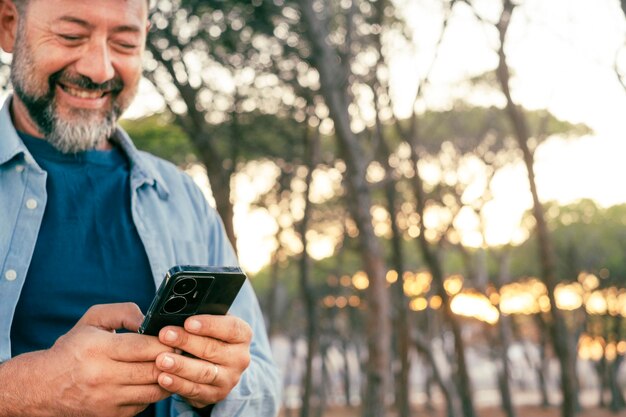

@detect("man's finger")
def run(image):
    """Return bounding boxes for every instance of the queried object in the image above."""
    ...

[183,315,252,344]
[116,383,172,406]
[156,352,230,387]
[110,361,162,386]
[157,372,222,407]
[110,333,175,362]
[158,327,242,363]
[78,303,144,332]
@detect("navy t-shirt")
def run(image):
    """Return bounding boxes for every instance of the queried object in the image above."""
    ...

[10,133,157,416]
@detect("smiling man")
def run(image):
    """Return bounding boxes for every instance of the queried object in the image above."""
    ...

[0,0,280,416]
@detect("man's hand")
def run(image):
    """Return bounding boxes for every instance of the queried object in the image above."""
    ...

[155,315,253,409]
[0,303,173,417]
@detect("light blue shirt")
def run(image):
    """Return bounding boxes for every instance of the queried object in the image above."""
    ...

[0,97,281,417]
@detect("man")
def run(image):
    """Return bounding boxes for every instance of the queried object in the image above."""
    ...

[0,0,281,416]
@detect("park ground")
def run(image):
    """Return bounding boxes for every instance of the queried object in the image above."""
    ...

[280,405,626,417]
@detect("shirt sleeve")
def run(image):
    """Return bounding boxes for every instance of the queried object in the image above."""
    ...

[169,206,282,417]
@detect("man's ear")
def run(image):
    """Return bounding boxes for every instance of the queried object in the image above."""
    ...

[0,0,18,53]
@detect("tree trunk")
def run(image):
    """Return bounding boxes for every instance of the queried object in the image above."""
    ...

[403,103,476,417]
[412,330,459,417]
[297,2,392,416]
[495,3,577,416]
[265,253,280,338]
[145,37,238,249]
[531,314,552,407]
[196,137,237,249]
[608,355,625,412]
[493,250,516,417]
[342,338,354,406]
[371,82,411,417]
[298,126,320,417]
[496,316,517,417]
[315,344,331,417]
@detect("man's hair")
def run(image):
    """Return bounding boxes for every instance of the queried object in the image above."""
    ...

[12,0,156,15]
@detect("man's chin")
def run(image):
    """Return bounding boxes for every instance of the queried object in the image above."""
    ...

[46,122,115,153]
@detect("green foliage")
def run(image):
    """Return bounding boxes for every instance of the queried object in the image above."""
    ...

[510,199,626,285]
[120,114,196,166]
[393,104,592,157]
[206,111,307,163]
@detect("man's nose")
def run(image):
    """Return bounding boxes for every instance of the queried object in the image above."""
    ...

[74,39,115,86]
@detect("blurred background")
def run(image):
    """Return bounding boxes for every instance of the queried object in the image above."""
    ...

[3,0,626,416]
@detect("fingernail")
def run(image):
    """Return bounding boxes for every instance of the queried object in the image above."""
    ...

[164,330,178,342]
[161,375,173,386]
[161,355,174,369]
[187,319,201,332]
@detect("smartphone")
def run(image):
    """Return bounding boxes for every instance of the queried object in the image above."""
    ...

[138,265,246,336]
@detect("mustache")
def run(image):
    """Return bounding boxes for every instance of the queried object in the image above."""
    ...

[49,70,124,93]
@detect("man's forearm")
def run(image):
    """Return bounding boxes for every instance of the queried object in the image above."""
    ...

[0,351,51,417]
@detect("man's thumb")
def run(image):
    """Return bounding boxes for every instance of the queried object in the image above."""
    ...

[78,303,144,332]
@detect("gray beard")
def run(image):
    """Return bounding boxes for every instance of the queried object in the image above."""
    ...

[44,106,118,153]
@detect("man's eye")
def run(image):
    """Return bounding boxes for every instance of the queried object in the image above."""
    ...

[112,41,139,52]
[59,34,83,42]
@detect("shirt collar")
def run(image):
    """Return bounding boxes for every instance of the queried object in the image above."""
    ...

[0,96,32,167]
[110,127,170,199]
[0,95,169,200]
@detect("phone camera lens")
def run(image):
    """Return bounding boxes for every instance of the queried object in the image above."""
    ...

[173,278,197,295]
[162,296,187,314]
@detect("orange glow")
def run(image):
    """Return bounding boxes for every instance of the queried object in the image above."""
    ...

[429,295,443,310]
[403,271,431,297]
[489,292,500,306]
[605,342,617,361]
[340,275,352,287]
[500,290,538,315]
[555,283,583,311]
[500,280,547,315]
[578,335,605,361]
[578,272,600,291]
[323,295,335,308]
[585,290,607,315]
[607,288,620,316]
[386,270,398,284]
[450,291,499,324]
[618,291,626,317]
[352,271,369,290]
[348,295,361,307]
[444,274,464,296]
[410,297,428,312]
[538,295,552,313]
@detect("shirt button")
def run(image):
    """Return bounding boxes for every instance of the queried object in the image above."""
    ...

[26,199,38,210]
[5,270,17,281]
[15,165,25,173]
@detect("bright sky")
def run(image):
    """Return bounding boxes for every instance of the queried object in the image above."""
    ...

[124,0,626,273]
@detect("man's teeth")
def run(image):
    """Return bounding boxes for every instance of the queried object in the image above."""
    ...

[63,85,104,99]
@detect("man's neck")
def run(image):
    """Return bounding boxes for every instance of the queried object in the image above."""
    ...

[9,96,44,140]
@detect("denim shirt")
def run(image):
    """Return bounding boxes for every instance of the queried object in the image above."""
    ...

[0,98,281,417]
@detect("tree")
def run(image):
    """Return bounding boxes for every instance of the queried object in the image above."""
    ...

[491,2,578,415]
[144,0,306,248]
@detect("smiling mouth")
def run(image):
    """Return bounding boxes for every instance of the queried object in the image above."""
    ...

[59,83,109,99]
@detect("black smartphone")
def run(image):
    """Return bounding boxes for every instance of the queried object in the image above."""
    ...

[138,265,246,336]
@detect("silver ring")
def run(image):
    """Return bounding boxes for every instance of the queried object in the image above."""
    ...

[209,363,219,385]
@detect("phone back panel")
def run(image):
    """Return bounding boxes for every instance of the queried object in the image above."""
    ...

[139,266,246,336]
